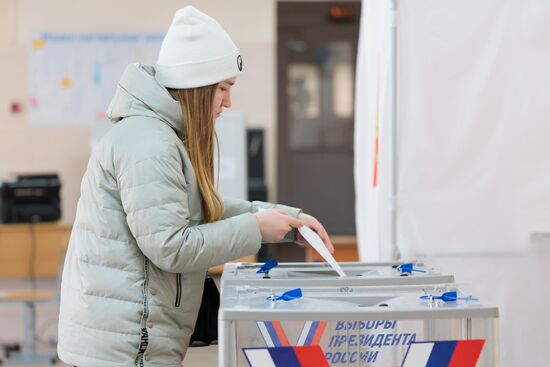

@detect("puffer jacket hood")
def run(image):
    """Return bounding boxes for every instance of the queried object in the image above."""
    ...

[107,63,183,138]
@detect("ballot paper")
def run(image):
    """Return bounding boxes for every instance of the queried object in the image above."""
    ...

[298,225,347,277]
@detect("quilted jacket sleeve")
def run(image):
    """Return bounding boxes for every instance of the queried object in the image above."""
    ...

[117,149,261,273]
[223,198,302,243]
[223,198,301,219]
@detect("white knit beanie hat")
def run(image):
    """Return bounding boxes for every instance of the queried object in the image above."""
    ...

[155,6,243,89]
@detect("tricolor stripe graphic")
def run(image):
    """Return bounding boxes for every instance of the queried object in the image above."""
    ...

[256,321,291,347]
[401,340,485,367]
[296,321,328,346]
[243,346,329,367]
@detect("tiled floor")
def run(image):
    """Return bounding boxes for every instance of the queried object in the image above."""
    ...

[0,278,218,366]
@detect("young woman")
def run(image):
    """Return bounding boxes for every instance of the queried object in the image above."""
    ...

[57,6,334,367]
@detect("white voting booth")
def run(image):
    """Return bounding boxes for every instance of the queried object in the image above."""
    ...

[354,1,550,366]
[218,256,498,366]
[217,246,499,366]
[218,274,499,367]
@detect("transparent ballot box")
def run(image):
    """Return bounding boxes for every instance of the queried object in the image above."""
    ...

[220,261,454,290]
[218,284,499,367]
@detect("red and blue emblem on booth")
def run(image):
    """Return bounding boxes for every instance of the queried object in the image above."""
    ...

[256,320,327,347]
[244,321,329,366]
[401,339,485,367]
[243,345,329,367]
[245,320,485,367]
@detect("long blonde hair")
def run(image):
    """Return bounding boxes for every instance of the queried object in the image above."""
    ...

[169,85,224,223]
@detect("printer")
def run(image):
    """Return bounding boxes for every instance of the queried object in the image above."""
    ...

[0,174,61,223]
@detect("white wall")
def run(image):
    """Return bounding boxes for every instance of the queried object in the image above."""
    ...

[0,0,279,222]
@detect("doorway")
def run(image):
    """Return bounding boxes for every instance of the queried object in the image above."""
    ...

[277,1,361,236]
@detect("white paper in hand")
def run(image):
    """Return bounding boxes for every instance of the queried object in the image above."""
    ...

[298,225,347,277]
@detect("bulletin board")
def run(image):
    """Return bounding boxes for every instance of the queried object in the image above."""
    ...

[27,32,163,126]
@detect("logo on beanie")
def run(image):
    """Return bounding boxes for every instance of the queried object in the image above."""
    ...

[237,55,243,71]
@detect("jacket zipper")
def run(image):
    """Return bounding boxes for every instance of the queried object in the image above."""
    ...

[175,273,182,307]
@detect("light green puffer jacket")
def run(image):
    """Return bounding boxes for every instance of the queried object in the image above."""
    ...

[57,63,300,367]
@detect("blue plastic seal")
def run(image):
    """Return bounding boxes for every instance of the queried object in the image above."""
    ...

[266,288,303,302]
[257,259,278,274]
[420,291,479,302]
[397,263,427,274]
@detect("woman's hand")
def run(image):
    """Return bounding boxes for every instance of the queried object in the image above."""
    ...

[295,212,335,254]
[254,209,304,243]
